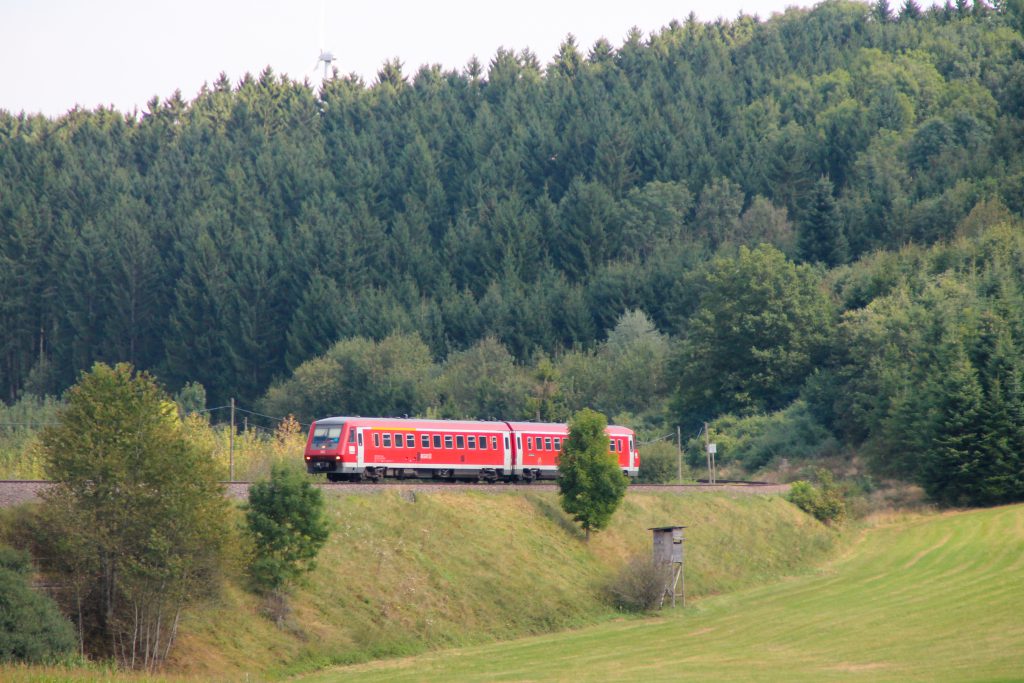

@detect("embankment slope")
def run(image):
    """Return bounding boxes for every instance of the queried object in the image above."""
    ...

[304,503,1024,682]
[171,489,833,679]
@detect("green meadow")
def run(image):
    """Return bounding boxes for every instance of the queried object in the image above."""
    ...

[304,504,1024,682]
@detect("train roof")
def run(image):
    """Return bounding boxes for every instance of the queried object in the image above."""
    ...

[312,416,510,431]
[312,416,635,434]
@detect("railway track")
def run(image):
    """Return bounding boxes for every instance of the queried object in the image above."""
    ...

[0,479,789,507]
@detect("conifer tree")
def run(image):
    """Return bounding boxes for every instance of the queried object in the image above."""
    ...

[798,176,849,266]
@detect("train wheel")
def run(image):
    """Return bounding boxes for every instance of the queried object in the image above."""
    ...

[326,473,343,483]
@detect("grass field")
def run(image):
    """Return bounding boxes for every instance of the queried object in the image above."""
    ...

[303,504,1024,682]
[1,490,834,681]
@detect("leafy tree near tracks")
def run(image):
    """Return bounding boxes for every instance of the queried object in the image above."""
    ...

[29,363,232,671]
[557,408,628,541]
[245,463,330,596]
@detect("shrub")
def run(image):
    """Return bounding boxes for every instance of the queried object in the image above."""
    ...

[637,440,688,483]
[605,555,672,612]
[786,468,847,524]
[0,547,77,663]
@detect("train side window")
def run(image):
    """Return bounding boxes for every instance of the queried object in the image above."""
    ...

[444,435,453,449]
[629,437,634,452]
[358,431,363,446]
[383,433,392,447]
[421,434,429,448]
[468,436,476,449]
[348,430,356,443]
[406,434,415,448]
[434,434,442,449]
[554,438,561,451]
[373,432,380,447]
[495,436,500,450]
[545,437,552,450]
[609,440,616,452]
[456,435,465,449]
[526,437,533,450]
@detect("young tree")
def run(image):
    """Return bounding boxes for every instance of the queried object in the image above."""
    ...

[245,464,330,595]
[34,363,232,670]
[557,409,628,541]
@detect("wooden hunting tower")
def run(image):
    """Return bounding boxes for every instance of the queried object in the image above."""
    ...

[649,525,686,608]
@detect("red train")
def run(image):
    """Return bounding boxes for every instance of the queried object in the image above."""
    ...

[303,416,640,483]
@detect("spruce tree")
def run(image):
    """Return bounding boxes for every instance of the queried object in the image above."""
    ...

[798,176,849,266]
[919,347,985,506]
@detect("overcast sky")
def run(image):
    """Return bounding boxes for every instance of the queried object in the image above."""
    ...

[2,0,812,118]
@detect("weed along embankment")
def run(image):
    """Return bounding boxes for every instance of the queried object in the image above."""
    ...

[167,489,833,679]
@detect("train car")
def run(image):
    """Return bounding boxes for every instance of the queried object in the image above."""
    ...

[304,416,639,482]
[506,421,640,481]
[305,416,512,482]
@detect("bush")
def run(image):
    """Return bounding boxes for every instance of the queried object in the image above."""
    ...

[604,555,672,612]
[637,441,688,483]
[0,547,77,663]
[786,469,847,524]
[686,401,838,474]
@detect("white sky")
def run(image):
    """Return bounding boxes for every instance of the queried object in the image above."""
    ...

[1,0,810,118]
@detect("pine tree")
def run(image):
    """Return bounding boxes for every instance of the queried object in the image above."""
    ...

[919,346,985,506]
[285,272,347,372]
[798,176,849,266]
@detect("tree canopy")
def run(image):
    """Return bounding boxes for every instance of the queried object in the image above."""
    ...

[557,409,629,539]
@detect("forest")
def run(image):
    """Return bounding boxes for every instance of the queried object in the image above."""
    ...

[2,0,1024,504]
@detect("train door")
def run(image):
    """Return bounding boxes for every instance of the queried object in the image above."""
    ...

[356,428,365,468]
[503,433,512,474]
[515,434,523,475]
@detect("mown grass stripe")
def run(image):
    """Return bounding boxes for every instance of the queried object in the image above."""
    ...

[306,504,1024,683]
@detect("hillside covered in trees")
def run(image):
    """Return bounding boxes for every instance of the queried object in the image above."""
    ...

[3,0,1024,503]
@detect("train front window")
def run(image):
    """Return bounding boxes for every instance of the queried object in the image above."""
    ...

[312,427,342,449]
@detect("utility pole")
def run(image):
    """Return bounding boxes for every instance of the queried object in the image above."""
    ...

[229,398,235,482]
[704,422,712,484]
[676,425,682,483]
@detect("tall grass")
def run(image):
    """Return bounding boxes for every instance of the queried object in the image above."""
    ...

[0,402,306,481]
[0,396,61,479]
[180,414,307,481]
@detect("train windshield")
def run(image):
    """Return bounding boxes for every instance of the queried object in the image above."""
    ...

[312,426,343,449]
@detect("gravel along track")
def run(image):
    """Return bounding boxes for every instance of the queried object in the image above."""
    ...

[0,479,789,507]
